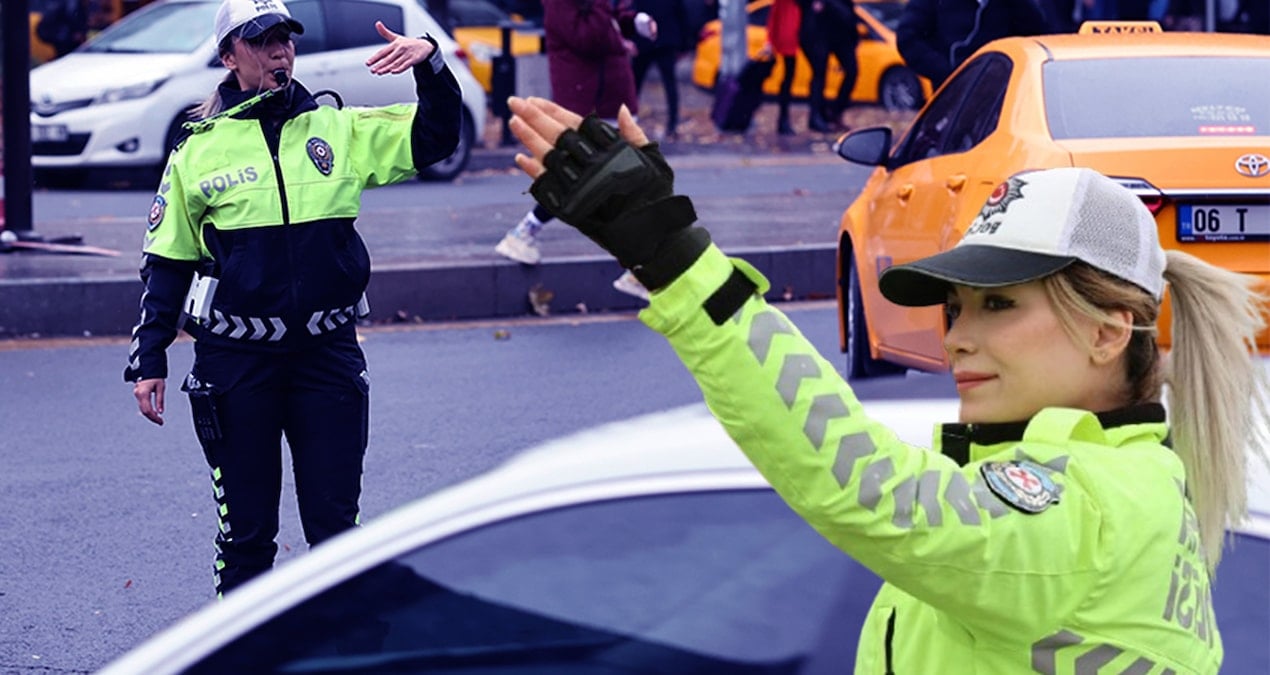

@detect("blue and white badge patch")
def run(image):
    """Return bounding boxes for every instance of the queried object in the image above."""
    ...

[981,460,1060,514]
[147,195,167,231]
[307,137,333,175]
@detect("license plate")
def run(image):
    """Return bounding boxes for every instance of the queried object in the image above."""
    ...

[31,124,69,143]
[1177,203,1270,242]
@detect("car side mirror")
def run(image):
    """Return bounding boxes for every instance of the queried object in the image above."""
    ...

[834,127,892,167]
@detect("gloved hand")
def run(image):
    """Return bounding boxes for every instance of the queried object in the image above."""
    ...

[512,98,710,291]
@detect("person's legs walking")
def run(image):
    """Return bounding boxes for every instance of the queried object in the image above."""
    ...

[827,35,858,127]
[776,54,796,135]
[653,49,680,137]
[496,204,553,264]
[801,29,831,132]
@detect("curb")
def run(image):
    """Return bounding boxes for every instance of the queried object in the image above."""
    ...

[0,245,836,338]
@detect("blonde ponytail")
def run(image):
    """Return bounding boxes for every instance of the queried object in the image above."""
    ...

[1163,250,1270,572]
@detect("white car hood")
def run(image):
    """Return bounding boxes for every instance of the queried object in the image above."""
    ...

[30,52,193,102]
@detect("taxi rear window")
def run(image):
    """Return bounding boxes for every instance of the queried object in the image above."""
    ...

[1043,57,1270,139]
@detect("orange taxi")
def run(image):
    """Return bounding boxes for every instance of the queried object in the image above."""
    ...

[833,22,1270,378]
[691,0,932,111]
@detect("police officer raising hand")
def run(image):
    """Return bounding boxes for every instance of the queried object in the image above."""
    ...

[125,0,462,598]
[366,20,436,75]
[508,95,1270,674]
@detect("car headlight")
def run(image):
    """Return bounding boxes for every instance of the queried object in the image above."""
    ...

[95,78,169,105]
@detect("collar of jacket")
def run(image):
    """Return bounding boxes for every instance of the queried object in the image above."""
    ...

[936,402,1168,466]
[219,79,319,121]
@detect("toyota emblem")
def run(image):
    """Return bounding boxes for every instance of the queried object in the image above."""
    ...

[1235,153,1269,178]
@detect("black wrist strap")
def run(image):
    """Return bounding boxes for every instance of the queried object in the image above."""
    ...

[703,266,759,325]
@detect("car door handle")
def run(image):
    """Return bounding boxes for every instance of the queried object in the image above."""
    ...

[946,175,967,191]
[898,184,914,201]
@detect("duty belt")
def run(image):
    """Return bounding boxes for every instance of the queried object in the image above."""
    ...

[198,300,368,342]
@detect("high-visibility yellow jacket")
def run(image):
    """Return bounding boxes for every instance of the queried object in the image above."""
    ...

[641,245,1221,674]
[124,49,460,382]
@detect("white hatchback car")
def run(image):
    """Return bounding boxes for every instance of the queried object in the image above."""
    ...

[97,399,1270,674]
[28,0,487,184]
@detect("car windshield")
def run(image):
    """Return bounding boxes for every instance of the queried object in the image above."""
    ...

[1044,57,1270,139]
[861,0,905,29]
[80,1,218,54]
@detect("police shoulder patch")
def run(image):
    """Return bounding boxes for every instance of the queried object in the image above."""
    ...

[980,460,1060,514]
[147,195,167,231]
[307,137,334,176]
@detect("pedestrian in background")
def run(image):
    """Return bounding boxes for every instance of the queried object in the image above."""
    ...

[505,96,1269,672]
[897,0,1054,88]
[36,0,90,58]
[760,0,801,136]
[125,0,462,597]
[633,0,691,140]
[495,0,656,299]
[795,0,858,133]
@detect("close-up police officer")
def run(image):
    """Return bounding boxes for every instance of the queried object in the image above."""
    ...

[505,95,1270,673]
[124,0,462,596]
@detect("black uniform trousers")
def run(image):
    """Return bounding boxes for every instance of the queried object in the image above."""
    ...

[185,328,369,595]
[801,19,859,124]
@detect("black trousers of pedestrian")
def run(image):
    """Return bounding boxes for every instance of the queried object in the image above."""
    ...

[633,47,681,136]
[775,54,797,132]
[801,23,859,123]
[186,328,369,596]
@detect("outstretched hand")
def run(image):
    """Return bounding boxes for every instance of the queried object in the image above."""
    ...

[508,97,648,180]
[366,21,435,75]
[506,96,707,292]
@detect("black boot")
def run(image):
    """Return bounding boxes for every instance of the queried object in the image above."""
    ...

[777,108,794,136]
[808,109,832,133]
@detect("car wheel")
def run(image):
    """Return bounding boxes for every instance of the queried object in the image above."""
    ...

[845,255,905,380]
[879,67,923,112]
[418,108,474,182]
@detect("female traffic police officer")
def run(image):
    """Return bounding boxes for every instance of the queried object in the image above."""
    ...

[504,95,1270,673]
[125,0,462,596]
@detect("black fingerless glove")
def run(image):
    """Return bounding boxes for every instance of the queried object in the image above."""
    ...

[529,116,711,291]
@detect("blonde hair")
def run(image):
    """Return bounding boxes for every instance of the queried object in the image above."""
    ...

[1044,254,1270,572]
[189,38,238,120]
[189,77,229,120]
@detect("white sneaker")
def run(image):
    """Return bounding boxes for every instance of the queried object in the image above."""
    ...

[495,227,541,265]
[612,270,651,301]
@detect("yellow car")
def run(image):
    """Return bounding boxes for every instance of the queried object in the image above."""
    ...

[691,0,933,111]
[448,0,543,93]
[834,22,1270,378]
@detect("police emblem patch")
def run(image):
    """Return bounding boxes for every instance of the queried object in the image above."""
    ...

[978,177,1026,220]
[981,460,1059,514]
[307,137,334,176]
[147,195,167,231]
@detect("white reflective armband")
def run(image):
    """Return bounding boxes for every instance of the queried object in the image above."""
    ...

[183,272,219,322]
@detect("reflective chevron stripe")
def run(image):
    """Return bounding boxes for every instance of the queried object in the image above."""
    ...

[306,303,358,335]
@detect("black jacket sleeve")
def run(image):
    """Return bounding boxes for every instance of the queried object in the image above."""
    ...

[409,35,465,169]
[896,0,952,86]
[123,254,196,382]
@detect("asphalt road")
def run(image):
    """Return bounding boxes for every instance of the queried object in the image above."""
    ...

[0,303,957,673]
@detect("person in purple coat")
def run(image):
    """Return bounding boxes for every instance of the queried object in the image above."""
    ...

[495,0,657,299]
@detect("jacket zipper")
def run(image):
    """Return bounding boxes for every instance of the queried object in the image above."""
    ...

[884,608,896,674]
[262,119,299,311]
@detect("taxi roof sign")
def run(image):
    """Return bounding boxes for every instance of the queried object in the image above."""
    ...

[1078,20,1163,34]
